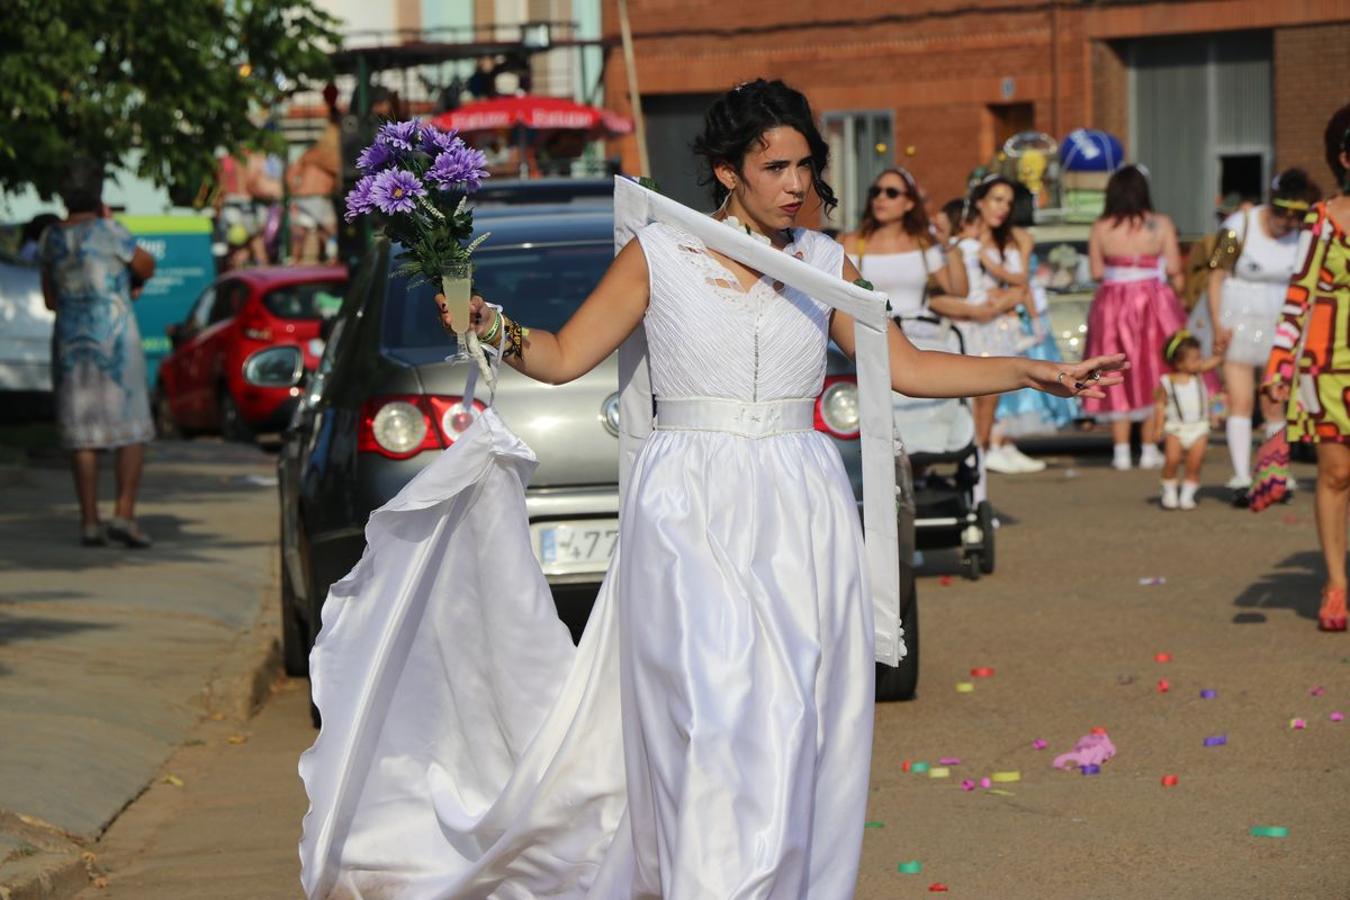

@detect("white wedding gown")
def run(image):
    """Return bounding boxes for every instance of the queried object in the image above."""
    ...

[299,222,880,899]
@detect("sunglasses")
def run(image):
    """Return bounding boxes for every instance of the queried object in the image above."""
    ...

[868,185,907,200]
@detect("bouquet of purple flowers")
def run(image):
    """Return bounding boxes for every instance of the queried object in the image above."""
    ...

[344,120,491,286]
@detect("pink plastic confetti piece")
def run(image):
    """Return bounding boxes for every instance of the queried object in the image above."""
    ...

[1032,739,1048,750]
[1154,652,1172,663]
[1310,686,1325,697]
[1157,678,1170,693]
[1139,576,1166,586]
[938,757,961,766]
[979,777,992,789]
[960,779,976,791]
[1331,712,1345,722]
[1290,718,1307,730]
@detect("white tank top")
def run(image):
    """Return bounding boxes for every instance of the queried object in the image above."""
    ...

[847,242,946,318]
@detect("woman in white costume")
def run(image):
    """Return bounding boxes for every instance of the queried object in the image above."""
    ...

[1206,168,1321,503]
[299,80,1124,899]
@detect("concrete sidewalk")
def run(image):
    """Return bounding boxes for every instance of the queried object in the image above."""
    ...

[0,438,284,898]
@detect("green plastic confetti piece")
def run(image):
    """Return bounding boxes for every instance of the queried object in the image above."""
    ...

[1250,826,1289,839]
[988,788,1016,796]
[898,860,923,875]
[864,821,885,829]
[911,761,930,774]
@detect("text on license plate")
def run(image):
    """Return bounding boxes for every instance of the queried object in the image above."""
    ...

[536,520,619,569]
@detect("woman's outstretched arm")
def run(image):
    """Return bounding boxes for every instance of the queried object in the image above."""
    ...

[833,256,1126,399]
[441,238,650,385]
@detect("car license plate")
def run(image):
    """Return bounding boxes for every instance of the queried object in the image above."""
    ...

[533,519,619,576]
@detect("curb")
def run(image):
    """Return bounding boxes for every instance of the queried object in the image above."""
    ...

[202,546,286,721]
[0,813,91,900]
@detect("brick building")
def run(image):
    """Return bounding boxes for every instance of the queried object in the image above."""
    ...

[603,0,1349,234]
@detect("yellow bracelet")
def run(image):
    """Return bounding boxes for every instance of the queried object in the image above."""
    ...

[482,309,503,345]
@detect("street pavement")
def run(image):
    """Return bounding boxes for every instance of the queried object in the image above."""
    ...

[6,439,1350,898]
[0,437,282,897]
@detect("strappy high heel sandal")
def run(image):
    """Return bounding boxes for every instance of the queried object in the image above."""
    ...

[1319,585,1348,632]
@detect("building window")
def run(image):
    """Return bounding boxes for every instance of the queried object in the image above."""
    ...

[822,110,895,234]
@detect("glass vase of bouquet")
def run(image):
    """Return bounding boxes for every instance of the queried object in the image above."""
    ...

[344,120,491,366]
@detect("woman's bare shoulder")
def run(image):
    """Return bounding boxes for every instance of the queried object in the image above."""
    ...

[837,231,861,251]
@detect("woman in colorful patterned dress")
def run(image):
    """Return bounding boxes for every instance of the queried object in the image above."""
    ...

[1262,104,1350,632]
[38,159,157,548]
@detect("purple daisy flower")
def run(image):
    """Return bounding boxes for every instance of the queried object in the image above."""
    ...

[376,120,420,152]
[344,175,377,222]
[427,144,490,192]
[370,169,426,215]
[356,141,396,173]
[421,126,460,155]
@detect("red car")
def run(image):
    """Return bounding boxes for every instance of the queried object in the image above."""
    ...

[157,266,347,439]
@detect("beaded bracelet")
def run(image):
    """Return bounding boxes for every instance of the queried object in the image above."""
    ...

[502,316,524,360]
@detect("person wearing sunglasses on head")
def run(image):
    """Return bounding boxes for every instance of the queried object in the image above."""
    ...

[1207,168,1322,505]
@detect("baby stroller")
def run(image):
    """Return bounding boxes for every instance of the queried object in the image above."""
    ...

[893,314,996,580]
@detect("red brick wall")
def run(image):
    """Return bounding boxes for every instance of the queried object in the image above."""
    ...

[1090,41,1130,156]
[1273,22,1350,189]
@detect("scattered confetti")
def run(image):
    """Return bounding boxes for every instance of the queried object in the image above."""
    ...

[1157,678,1170,693]
[929,767,951,779]
[1161,775,1179,787]
[987,788,1016,796]
[1139,576,1166,586]
[990,771,1021,783]
[1154,652,1172,663]
[939,757,961,766]
[1309,685,1325,697]
[1203,735,1227,747]
[1250,825,1289,839]
[1331,712,1344,722]
[865,821,885,829]
[929,883,950,893]
[1054,733,1116,770]
[911,761,930,774]
[1200,689,1217,700]
[162,774,184,787]
[902,760,912,773]
[955,682,975,693]
[1290,718,1306,730]
[980,777,992,789]
[1032,739,1048,750]
[960,779,976,791]
[1090,726,1109,735]
[1080,764,1101,775]
[898,861,923,874]
[970,667,995,678]
[939,575,953,587]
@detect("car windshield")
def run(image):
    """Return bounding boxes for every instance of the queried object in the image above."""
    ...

[264,281,347,320]
[382,242,613,349]
[1031,241,1095,294]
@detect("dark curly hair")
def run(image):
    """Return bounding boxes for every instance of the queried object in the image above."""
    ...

[1326,102,1350,190]
[692,79,837,216]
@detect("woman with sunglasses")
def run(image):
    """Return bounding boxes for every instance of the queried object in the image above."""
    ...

[838,168,973,321]
[1207,168,1321,504]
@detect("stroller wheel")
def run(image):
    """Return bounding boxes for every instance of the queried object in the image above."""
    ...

[961,552,981,581]
[977,501,996,575]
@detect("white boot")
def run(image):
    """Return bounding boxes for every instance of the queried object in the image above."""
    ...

[1161,479,1179,510]
[1139,443,1165,470]
[1179,480,1200,510]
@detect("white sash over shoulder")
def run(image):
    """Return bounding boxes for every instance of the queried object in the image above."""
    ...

[612,177,903,665]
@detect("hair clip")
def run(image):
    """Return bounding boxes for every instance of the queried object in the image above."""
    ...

[1133,163,1151,179]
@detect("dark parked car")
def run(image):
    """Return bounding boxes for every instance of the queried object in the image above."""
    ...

[157,266,346,440]
[279,207,919,720]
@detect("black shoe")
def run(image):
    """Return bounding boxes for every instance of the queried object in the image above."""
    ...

[1231,488,1251,509]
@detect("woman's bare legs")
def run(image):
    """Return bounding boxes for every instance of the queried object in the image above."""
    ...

[974,395,997,449]
[113,443,145,522]
[1314,442,1350,591]
[71,449,99,528]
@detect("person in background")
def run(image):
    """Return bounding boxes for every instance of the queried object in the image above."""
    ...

[287,94,342,263]
[1262,103,1350,632]
[18,213,60,264]
[38,159,156,548]
[1208,168,1322,505]
[1082,164,1187,470]
[1155,330,1226,511]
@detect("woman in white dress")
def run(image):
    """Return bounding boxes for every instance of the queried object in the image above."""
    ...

[299,80,1123,899]
[1206,168,1321,502]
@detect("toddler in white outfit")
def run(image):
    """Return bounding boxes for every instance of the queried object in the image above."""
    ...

[1155,330,1226,510]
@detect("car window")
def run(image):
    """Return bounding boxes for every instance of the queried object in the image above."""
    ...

[189,286,216,330]
[209,280,246,324]
[264,281,347,320]
[309,255,377,407]
[381,242,612,350]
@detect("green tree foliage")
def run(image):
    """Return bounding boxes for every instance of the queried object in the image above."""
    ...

[0,0,341,203]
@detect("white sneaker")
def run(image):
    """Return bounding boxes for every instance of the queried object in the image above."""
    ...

[984,445,1019,474]
[1161,480,1179,510]
[1179,482,1199,510]
[1003,445,1047,473]
[1225,474,1249,490]
[1112,445,1132,471]
[1139,445,1165,470]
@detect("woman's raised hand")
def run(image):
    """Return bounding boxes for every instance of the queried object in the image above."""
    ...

[435,294,494,338]
[1034,354,1129,399]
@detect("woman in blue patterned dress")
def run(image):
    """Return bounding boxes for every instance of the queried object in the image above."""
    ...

[39,159,157,547]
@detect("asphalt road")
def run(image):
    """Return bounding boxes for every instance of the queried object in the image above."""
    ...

[76,444,1350,899]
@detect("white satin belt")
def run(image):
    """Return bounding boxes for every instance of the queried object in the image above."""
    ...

[1102,265,1159,283]
[656,397,816,438]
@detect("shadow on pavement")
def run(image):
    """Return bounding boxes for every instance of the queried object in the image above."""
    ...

[1232,550,1323,623]
[0,609,114,675]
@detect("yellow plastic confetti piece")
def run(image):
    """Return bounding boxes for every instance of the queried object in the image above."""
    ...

[955,682,975,693]
[987,788,1016,796]
[990,771,1021,783]
[928,767,950,778]
[162,774,184,787]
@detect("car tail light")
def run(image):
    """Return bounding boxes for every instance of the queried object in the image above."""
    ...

[815,375,861,439]
[358,394,487,459]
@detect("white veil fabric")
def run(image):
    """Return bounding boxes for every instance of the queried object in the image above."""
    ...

[613,177,902,665]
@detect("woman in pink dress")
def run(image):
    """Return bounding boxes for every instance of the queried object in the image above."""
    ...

[1084,165,1187,470]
